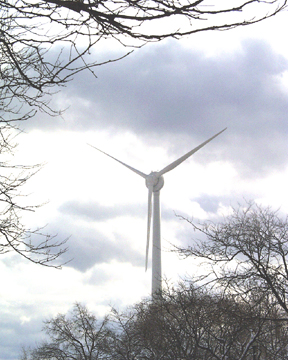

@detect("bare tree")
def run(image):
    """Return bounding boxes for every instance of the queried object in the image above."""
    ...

[175,203,288,316]
[0,126,68,267]
[21,303,111,360]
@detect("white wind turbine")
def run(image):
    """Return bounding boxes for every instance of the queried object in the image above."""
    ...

[89,128,226,297]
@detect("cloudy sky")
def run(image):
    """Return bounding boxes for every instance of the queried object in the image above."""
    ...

[1,7,288,360]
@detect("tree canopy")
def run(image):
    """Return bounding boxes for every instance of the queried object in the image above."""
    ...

[21,303,111,360]
[175,203,288,315]
[22,289,288,360]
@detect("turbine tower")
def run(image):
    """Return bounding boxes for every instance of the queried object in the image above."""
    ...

[89,128,226,297]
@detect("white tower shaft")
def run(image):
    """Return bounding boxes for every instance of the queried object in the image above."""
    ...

[152,190,161,297]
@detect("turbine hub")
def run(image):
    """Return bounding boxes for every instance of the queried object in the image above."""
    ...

[145,172,164,191]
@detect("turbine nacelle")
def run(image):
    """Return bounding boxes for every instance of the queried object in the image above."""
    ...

[145,172,164,192]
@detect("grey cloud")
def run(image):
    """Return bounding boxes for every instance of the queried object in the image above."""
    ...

[44,215,144,272]
[41,39,287,132]
[56,200,182,270]
[23,39,288,176]
[84,266,114,286]
[194,195,222,214]
[0,311,44,360]
[59,199,177,223]
[193,193,258,214]
[59,200,146,221]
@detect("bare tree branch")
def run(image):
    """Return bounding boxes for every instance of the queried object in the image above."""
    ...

[1,0,287,123]
[0,126,68,268]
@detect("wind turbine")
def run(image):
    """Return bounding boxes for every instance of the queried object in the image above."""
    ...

[89,128,226,297]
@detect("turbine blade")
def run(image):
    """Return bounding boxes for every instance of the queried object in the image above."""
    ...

[88,144,148,179]
[157,128,227,176]
[145,187,153,271]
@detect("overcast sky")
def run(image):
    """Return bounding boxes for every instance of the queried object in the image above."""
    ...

[1,9,288,360]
